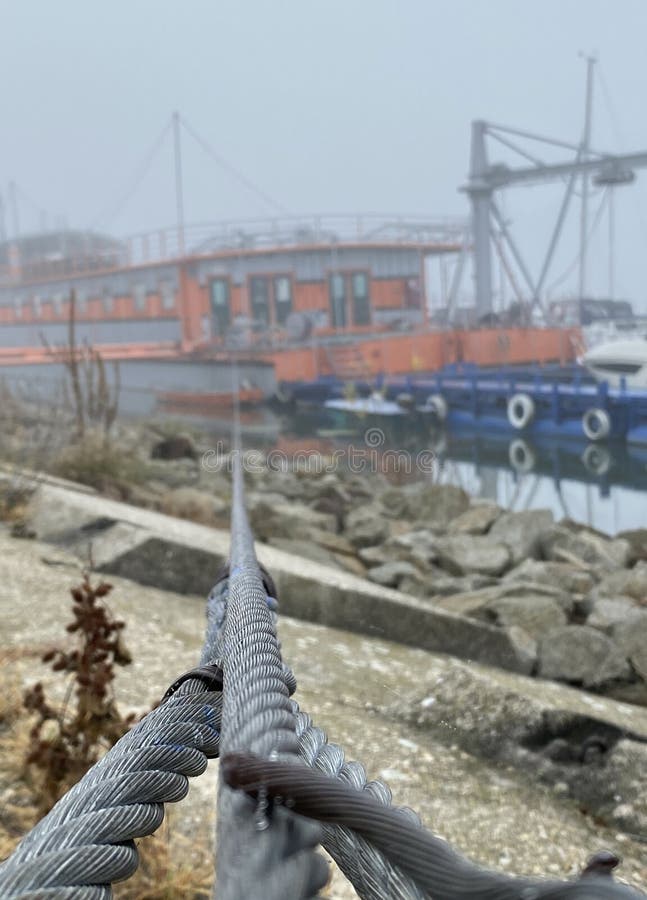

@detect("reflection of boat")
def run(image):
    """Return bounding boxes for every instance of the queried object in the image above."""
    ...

[437,431,647,496]
[157,387,265,411]
[582,339,647,389]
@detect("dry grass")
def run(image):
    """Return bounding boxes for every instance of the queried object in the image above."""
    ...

[115,818,213,900]
[0,651,214,897]
[0,652,39,861]
[0,479,35,525]
[50,432,150,495]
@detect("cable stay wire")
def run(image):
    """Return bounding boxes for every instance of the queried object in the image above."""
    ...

[88,118,173,232]
[180,114,290,216]
[5,180,68,236]
[12,182,55,231]
[545,187,609,296]
[596,65,627,152]
[597,63,647,264]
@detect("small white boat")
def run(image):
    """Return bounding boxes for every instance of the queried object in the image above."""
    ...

[582,338,647,389]
[324,392,406,417]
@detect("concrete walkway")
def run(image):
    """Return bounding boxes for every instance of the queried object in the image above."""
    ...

[1,527,647,895]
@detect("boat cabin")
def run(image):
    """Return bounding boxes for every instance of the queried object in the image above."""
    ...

[0,218,462,359]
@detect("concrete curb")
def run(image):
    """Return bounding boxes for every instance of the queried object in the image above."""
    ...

[25,477,533,674]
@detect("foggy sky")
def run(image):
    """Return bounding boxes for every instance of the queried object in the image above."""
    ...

[2,0,647,308]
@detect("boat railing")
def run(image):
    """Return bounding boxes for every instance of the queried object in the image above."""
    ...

[581,316,647,349]
[0,214,467,283]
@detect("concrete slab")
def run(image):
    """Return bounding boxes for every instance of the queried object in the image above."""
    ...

[2,530,647,893]
[23,476,534,674]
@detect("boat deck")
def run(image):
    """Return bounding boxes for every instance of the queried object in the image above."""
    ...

[277,363,647,445]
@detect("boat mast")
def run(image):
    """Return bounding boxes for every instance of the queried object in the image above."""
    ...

[578,55,596,303]
[0,192,6,244]
[8,180,20,241]
[608,184,615,298]
[173,111,186,257]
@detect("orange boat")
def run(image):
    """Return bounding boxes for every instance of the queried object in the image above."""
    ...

[0,217,580,406]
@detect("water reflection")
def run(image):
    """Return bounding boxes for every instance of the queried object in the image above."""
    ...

[272,409,647,535]
[58,377,644,537]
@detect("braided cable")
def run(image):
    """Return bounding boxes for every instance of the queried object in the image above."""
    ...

[0,683,221,898]
[293,706,426,900]
[0,570,231,898]
[2,418,644,900]
[213,444,327,900]
[222,752,647,900]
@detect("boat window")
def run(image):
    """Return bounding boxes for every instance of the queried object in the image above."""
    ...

[591,361,643,375]
[102,288,114,314]
[250,276,270,325]
[210,278,231,334]
[351,272,370,325]
[329,273,346,327]
[160,280,175,311]
[75,289,87,315]
[133,283,147,313]
[273,276,292,325]
[52,293,63,317]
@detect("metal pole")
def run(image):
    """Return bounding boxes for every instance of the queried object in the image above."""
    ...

[446,235,469,315]
[439,255,448,309]
[534,161,581,301]
[468,120,493,315]
[608,186,615,297]
[0,193,6,243]
[173,111,186,257]
[490,201,537,298]
[578,55,596,302]
[8,180,20,240]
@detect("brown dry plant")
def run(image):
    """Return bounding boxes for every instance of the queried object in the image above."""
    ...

[23,574,135,816]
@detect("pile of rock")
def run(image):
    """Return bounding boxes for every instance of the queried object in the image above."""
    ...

[21,418,645,708]
[237,460,647,707]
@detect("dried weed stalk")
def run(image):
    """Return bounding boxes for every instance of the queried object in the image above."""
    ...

[23,573,135,815]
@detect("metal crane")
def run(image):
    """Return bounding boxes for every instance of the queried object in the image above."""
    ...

[462,58,647,318]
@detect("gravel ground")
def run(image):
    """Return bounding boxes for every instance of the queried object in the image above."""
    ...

[1,527,646,897]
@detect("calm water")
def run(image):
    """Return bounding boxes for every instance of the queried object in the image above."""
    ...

[191,406,647,537]
[6,366,647,535]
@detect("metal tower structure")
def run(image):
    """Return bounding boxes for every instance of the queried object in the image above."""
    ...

[462,59,647,318]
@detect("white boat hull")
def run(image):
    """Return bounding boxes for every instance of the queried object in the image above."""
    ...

[582,339,647,389]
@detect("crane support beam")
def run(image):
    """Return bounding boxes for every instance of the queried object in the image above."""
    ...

[462,112,647,316]
[463,149,647,192]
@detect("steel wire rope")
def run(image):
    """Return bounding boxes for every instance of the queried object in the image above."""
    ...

[2,369,645,899]
[88,118,173,231]
[179,115,289,216]
[293,707,426,900]
[222,752,647,900]
[0,565,230,898]
[545,188,609,296]
[213,354,327,899]
[0,681,222,897]
[597,63,647,297]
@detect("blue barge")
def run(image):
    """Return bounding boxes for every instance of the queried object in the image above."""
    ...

[274,364,647,445]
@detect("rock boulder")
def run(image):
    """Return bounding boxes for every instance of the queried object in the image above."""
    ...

[541,526,631,571]
[538,625,631,688]
[489,509,554,565]
[504,558,595,596]
[412,484,470,530]
[344,504,390,548]
[447,503,501,535]
[434,534,511,577]
[475,593,568,640]
[367,561,422,588]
